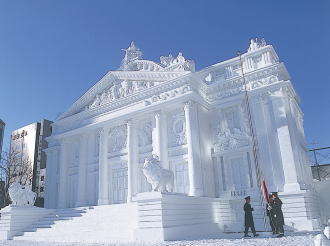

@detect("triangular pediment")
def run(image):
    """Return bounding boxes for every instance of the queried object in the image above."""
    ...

[58,69,190,120]
[58,42,195,120]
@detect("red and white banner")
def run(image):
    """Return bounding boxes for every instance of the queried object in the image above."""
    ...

[261,180,270,203]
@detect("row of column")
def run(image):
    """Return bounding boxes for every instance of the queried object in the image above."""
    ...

[55,100,204,208]
[97,100,205,204]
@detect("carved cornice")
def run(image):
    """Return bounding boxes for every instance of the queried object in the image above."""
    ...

[51,46,293,138]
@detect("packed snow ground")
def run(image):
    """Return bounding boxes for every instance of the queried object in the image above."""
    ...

[0,232,318,246]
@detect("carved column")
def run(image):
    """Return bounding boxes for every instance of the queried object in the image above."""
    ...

[76,133,89,207]
[98,127,110,205]
[270,89,301,193]
[44,145,60,208]
[184,101,203,197]
[58,139,68,208]
[153,111,169,169]
[127,120,138,202]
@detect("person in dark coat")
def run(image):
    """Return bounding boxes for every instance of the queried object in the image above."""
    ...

[266,195,276,234]
[270,192,285,237]
[243,196,259,237]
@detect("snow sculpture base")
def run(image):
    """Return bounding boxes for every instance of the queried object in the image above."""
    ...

[133,192,222,242]
[280,190,321,231]
[0,206,53,240]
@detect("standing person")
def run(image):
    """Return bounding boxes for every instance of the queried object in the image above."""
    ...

[271,192,285,237]
[266,194,276,234]
[243,196,259,237]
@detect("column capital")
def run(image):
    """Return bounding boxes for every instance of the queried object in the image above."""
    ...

[183,100,196,110]
[154,110,162,119]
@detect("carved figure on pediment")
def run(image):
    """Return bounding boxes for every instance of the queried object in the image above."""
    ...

[111,83,121,100]
[248,38,266,52]
[120,80,132,97]
[205,73,213,83]
[100,91,109,102]
[142,155,174,193]
[176,52,185,63]
[160,54,174,67]
[160,52,194,72]
[90,94,101,109]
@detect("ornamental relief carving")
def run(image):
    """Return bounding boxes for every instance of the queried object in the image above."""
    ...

[88,79,157,110]
[108,125,127,154]
[168,111,187,147]
[250,74,278,89]
[138,121,153,147]
[206,73,280,103]
[212,106,251,153]
[144,84,192,106]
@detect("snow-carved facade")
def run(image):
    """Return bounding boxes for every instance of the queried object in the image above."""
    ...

[44,39,320,233]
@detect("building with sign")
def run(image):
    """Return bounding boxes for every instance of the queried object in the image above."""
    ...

[10,119,52,206]
[44,39,320,234]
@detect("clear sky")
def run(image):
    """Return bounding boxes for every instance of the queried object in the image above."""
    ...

[0,1,329,150]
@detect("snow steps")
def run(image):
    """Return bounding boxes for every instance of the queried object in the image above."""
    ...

[12,203,138,243]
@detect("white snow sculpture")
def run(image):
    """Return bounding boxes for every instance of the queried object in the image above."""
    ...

[142,155,174,193]
[8,181,36,206]
[314,233,330,246]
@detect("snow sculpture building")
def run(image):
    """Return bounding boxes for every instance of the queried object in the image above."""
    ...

[45,39,320,233]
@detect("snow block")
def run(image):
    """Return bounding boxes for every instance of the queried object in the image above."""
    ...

[279,189,321,231]
[133,192,222,242]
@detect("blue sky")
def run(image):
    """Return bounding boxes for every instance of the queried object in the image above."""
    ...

[0,1,328,150]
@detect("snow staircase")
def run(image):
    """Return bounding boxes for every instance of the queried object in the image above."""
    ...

[12,203,138,243]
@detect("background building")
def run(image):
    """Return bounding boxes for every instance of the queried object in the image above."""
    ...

[0,119,5,156]
[10,119,52,207]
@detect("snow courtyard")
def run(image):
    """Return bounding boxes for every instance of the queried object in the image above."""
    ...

[0,232,318,246]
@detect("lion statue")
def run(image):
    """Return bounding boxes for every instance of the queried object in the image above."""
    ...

[8,181,36,206]
[142,155,174,193]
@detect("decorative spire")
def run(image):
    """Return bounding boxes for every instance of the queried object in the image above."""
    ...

[120,41,143,70]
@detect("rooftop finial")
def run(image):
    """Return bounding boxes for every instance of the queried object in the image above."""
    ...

[120,41,142,70]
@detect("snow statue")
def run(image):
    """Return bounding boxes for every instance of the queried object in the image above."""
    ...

[142,155,174,193]
[8,181,36,206]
